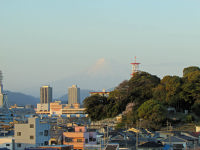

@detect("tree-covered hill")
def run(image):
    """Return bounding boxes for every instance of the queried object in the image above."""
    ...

[83,66,200,130]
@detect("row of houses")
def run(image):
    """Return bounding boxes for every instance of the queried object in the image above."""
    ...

[0,117,97,150]
[1,115,200,150]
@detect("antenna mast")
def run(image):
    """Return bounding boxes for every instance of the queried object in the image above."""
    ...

[130,56,140,77]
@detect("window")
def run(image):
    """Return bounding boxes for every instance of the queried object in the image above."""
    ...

[30,136,34,139]
[89,137,92,142]
[30,124,34,128]
[40,132,43,135]
[44,130,48,136]
[93,138,96,142]
[17,143,21,147]
[77,139,82,142]
[65,137,72,142]
[85,139,88,143]
[6,144,10,146]
[79,129,82,132]
[44,141,48,145]
[17,132,21,136]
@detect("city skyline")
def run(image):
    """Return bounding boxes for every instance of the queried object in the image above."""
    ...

[1,1,200,97]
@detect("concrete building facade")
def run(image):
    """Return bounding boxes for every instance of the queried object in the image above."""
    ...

[63,126,96,150]
[50,101,63,115]
[0,84,4,107]
[40,86,52,104]
[68,85,80,105]
[37,103,50,112]
[0,136,15,150]
[15,117,51,150]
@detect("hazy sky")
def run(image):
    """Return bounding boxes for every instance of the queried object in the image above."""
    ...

[1,0,200,95]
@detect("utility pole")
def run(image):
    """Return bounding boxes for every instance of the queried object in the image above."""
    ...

[107,125,108,144]
[100,137,102,150]
[136,121,138,150]
[104,126,106,148]
[169,123,171,149]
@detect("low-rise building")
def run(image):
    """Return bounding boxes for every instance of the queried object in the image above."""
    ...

[50,101,63,115]
[138,141,163,150]
[15,117,51,150]
[0,136,15,150]
[37,103,50,112]
[24,145,73,150]
[89,89,110,97]
[63,126,97,150]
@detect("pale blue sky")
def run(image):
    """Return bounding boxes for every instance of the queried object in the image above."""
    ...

[1,0,200,96]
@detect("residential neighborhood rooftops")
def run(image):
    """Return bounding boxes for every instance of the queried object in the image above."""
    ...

[105,144,119,150]
[162,136,186,143]
[138,141,163,148]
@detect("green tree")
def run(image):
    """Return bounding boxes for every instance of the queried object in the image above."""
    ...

[128,72,160,106]
[106,80,130,117]
[83,95,108,121]
[191,100,200,116]
[180,70,200,110]
[153,75,183,110]
[137,99,166,130]
[183,66,200,77]
[115,72,160,128]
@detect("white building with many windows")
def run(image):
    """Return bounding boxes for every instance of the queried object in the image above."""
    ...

[14,117,50,150]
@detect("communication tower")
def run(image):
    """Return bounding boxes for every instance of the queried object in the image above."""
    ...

[0,71,11,113]
[130,56,140,77]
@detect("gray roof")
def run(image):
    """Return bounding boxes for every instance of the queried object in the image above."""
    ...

[162,136,186,143]
[177,134,197,141]
[105,144,119,150]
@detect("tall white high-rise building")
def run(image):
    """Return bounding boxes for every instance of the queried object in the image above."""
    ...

[0,71,3,107]
[40,86,52,104]
[68,85,80,105]
[0,84,3,107]
[37,86,52,112]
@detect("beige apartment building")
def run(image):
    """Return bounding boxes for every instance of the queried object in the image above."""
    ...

[15,117,51,150]
[68,85,80,105]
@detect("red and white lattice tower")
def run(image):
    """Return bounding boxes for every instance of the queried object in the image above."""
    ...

[130,56,140,77]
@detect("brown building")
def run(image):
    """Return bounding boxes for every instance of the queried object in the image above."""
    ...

[63,126,96,150]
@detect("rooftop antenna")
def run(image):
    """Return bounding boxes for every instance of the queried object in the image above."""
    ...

[2,93,10,113]
[130,56,140,77]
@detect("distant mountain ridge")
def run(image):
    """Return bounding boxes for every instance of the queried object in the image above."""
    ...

[4,90,39,106]
[4,89,92,106]
[4,88,113,106]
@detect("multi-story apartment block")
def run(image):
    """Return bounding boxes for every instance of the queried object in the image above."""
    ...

[68,85,80,105]
[38,86,52,112]
[0,71,3,108]
[50,101,63,115]
[0,84,4,107]
[15,117,51,150]
[63,126,96,150]
[40,86,52,104]
[37,103,50,112]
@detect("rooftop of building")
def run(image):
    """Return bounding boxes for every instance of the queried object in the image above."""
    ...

[138,141,163,148]
[105,144,119,150]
